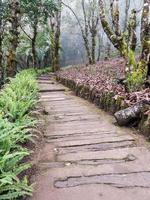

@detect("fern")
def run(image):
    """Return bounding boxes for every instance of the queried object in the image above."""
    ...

[0,69,38,199]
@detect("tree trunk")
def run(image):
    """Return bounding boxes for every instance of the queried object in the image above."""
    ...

[97,36,101,61]
[127,9,137,51]
[50,26,57,72]
[26,55,30,68]
[99,0,150,91]
[31,25,38,68]
[124,0,130,32]
[54,3,61,71]
[99,0,137,71]
[83,35,92,64]
[0,0,4,82]
[50,37,54,71]
[7,0,20,77]
[110,0,120,36]
[141,0,150,77]
[0,38,5,84]
[91,32,96,64]
[50,0,61,72]
[32,38,36,68]
[0,37,2,75]
[106,41,111,58]
[97,32,104,61]
[82,0,93,64]
[99,0,126,55]
[0,10,2,74]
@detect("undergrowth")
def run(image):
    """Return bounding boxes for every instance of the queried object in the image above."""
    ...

[0,69,38,199]
[36,67,52,76]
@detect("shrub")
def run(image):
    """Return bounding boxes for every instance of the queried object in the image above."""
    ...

[126,61,147,92]
[36,67,52,76]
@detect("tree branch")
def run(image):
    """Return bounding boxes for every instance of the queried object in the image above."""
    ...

[20,25,32,40]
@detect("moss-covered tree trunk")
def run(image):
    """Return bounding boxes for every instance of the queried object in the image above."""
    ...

[7,0,20,77]
[110,0,120,36]
[32,38,36,68]
[0,21,3,78]
[87,0,99,64]
[82,0,93,64]
[31,25,38,68]
[99,0,127,57]
[123,0,130,32]
[141,0,150,77]
[0,0,7,83]
[91,32,96,64]
[83,35,92,64]
[0,37,4,83]
[54,2,61,72]
[0,0,3,79]
[97,34,102,61]
[89,13,99,64]
[99,0,149,91]
[50,0,61,72]
[50,28,55,71]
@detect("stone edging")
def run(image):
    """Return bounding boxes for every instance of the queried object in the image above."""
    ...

[56,76,150,136]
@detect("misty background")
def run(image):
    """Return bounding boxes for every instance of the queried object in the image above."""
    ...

[60,0,143,66]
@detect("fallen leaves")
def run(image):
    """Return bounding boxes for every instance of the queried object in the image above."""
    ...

[58,58,150,107]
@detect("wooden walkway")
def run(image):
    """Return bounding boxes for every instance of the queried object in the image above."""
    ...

[30,75,150,200]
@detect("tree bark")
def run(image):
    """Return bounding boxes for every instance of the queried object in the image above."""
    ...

[110,0,120,36]
[0,0,4,82]
[54,2,61,71]
[141,0,150,77]
[91,32,96,63]
[7,0,20,77]
[88,0,99,64]
[127,9,137,51]
[97,35,101,61]
[0,1,2,73]
[99,0,126,55]
[106,40,111,58]
[99,0,150,91]
[82,0,93,64]
[83,35,92,64]
[32,25,38,68]
[99,0,138,70]
[124,0,130,32]
[50,0,61,72]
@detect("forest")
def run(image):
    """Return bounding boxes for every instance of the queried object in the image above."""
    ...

[0,0,150,199]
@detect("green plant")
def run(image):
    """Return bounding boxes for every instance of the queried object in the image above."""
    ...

[126,62,147,92]
[0,70,38,121]
[36,67,52,75]
[0,69,38,199]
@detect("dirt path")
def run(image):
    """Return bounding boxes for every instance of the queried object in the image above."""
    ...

[30,75,150,200]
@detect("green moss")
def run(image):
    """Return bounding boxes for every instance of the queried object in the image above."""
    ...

[99,94,105,109]
[139,114,150,136]
[82,86,90,99]
[126,60,147,92]
[76,84,84,96]
[115,96,124,111]
[105,92,114,111]
[110,98,117,113]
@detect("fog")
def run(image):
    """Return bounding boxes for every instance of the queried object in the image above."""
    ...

[60,0,143,66]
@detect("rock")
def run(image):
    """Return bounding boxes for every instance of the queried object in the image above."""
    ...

[114,102,146,126]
